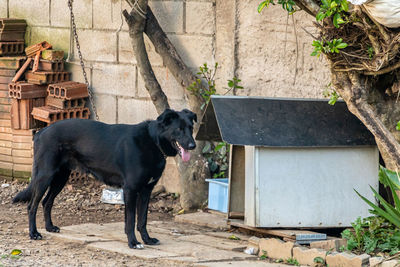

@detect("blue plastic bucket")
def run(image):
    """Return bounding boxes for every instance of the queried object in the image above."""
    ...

[205,178,229,213]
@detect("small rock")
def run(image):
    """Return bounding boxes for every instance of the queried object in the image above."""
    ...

[1,183,10,188]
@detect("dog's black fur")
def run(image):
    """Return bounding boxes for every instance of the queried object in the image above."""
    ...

[13,108,197,249]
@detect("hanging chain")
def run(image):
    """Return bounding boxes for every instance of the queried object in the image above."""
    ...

[67,0,99,121]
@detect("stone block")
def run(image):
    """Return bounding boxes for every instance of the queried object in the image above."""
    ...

[29,27,70,54]
[149,1,184,33]
[137,67,184,100]
[310,238,347,252]
[75,30,117,62]
[370,257,384,267]
[258,238,294,260]
[51,0,92,28]
[93,0,125,30]
[168,34,214,69]
[93,94,116,124]
[293,246,326,266]
[326,252,370,267]
[118,32,162,65]
[117,98,158,124]
[186,2,215,35]
[381,260,400,267]
[10,0,49,26]
[92,63,136,97]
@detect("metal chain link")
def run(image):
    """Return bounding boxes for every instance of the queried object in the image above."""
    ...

[67,0,99,121]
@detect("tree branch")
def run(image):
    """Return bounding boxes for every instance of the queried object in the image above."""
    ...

[143,7,203,131]
[123,4,169,114]
[294,0,320,17]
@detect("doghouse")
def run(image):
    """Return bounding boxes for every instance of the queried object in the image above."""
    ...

[197,96,379,228]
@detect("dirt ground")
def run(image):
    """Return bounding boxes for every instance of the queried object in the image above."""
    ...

[0,178,189,267]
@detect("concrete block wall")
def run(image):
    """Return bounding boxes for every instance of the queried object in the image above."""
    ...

[3,0,330,192]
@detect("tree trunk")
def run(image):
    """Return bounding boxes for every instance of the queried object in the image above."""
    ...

[331,70,400,171]
[124,4,209,210]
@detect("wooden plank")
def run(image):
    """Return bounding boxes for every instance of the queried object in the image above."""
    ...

[0,112,10,119]
[13,163,32,172]
[0,119,11,127]
[229,219,324,241]
[0,147,11,155]
[0,140,12,148]
[0,162,12,170]
[12,134,33,143]
[0,154,13,162]
[0,132,12,141]
[0,126,12,134]
[13,156,33,165]
[12,129,35,136]
[12,149,31,158]
[12,142,32,150]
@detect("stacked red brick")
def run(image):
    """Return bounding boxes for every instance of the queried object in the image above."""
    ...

[0,19,33,180]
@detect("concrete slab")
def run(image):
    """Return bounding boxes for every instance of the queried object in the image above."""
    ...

[174,212,229,230]
[43,219,257,265]
[194,261,291,267]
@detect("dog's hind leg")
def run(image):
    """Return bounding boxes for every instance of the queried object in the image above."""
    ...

[137,181,160,245]
[27,170,54,240]
[42,165,70,233]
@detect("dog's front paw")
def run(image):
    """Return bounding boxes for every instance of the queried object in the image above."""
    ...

[46,225,60,233]
[29,231,42,240]
[128,241,144,249]
[143,237,160,245]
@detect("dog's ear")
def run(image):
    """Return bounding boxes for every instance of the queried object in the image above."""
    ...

[157,109,179,126]
[182,109,197,123]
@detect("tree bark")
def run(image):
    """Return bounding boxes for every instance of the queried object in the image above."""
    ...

[124,3,209,210]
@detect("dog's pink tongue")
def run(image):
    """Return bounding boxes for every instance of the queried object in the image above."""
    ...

[180,147,190,162]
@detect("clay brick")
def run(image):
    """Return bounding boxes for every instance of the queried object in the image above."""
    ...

[326,252,370,267]
[11,98,45,130]
[46,97,86,109]
[0,69,16,76]
[0,75,13,83]
[32,105,90,124]
[30,59,64,72]
[258,238,294,260]
[0,42,25,56]
[0,19,27,32]
[293,246,326,266]
[0,147,11,156]
[310,238,347,252]
[0,97,11,105]
[47,81,88,100]
[0,31,25,42]
[8,82,47,99]
[25,41,52,57]
[25,71,70,85]
[41,50,64,61]
[0,56,26,70]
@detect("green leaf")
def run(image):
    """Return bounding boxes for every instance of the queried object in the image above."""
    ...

[336,42,348,49]
[202,142,212,154]
[341,0,349,12]
[10,249,21,256]
[258,1,269,13]
[397,121,400,131]
[316,12,325,21]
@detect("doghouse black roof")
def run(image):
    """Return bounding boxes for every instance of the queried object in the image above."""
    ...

[196,96,375,147]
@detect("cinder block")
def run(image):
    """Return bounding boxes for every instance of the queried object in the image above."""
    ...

[293,246,326,266]
[137,66,184,100]
[149,1,184,33]
[93,0,125,30]
[75,30,117,62]
[93,94,116,124]
[0,0,7,17]
[186,2,215,35]
[258,238,294,260]
[117,98,158,124]
[51,0,92,28]
[118,32,162,65]
[310,238,347,252]
[9,0,49,26]
[326,252,370,267]
[29,27,70,53]
[92,63,136,97]
[64,62,92,85]
[168,34,214,68]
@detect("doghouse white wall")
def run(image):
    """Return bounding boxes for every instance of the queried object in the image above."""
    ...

[2,0,331,192]
[244,146,379,228]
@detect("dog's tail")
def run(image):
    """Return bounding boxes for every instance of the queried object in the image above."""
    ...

[12,184,32,203]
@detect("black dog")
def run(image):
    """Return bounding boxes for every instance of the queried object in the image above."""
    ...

[13,108,197,249]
